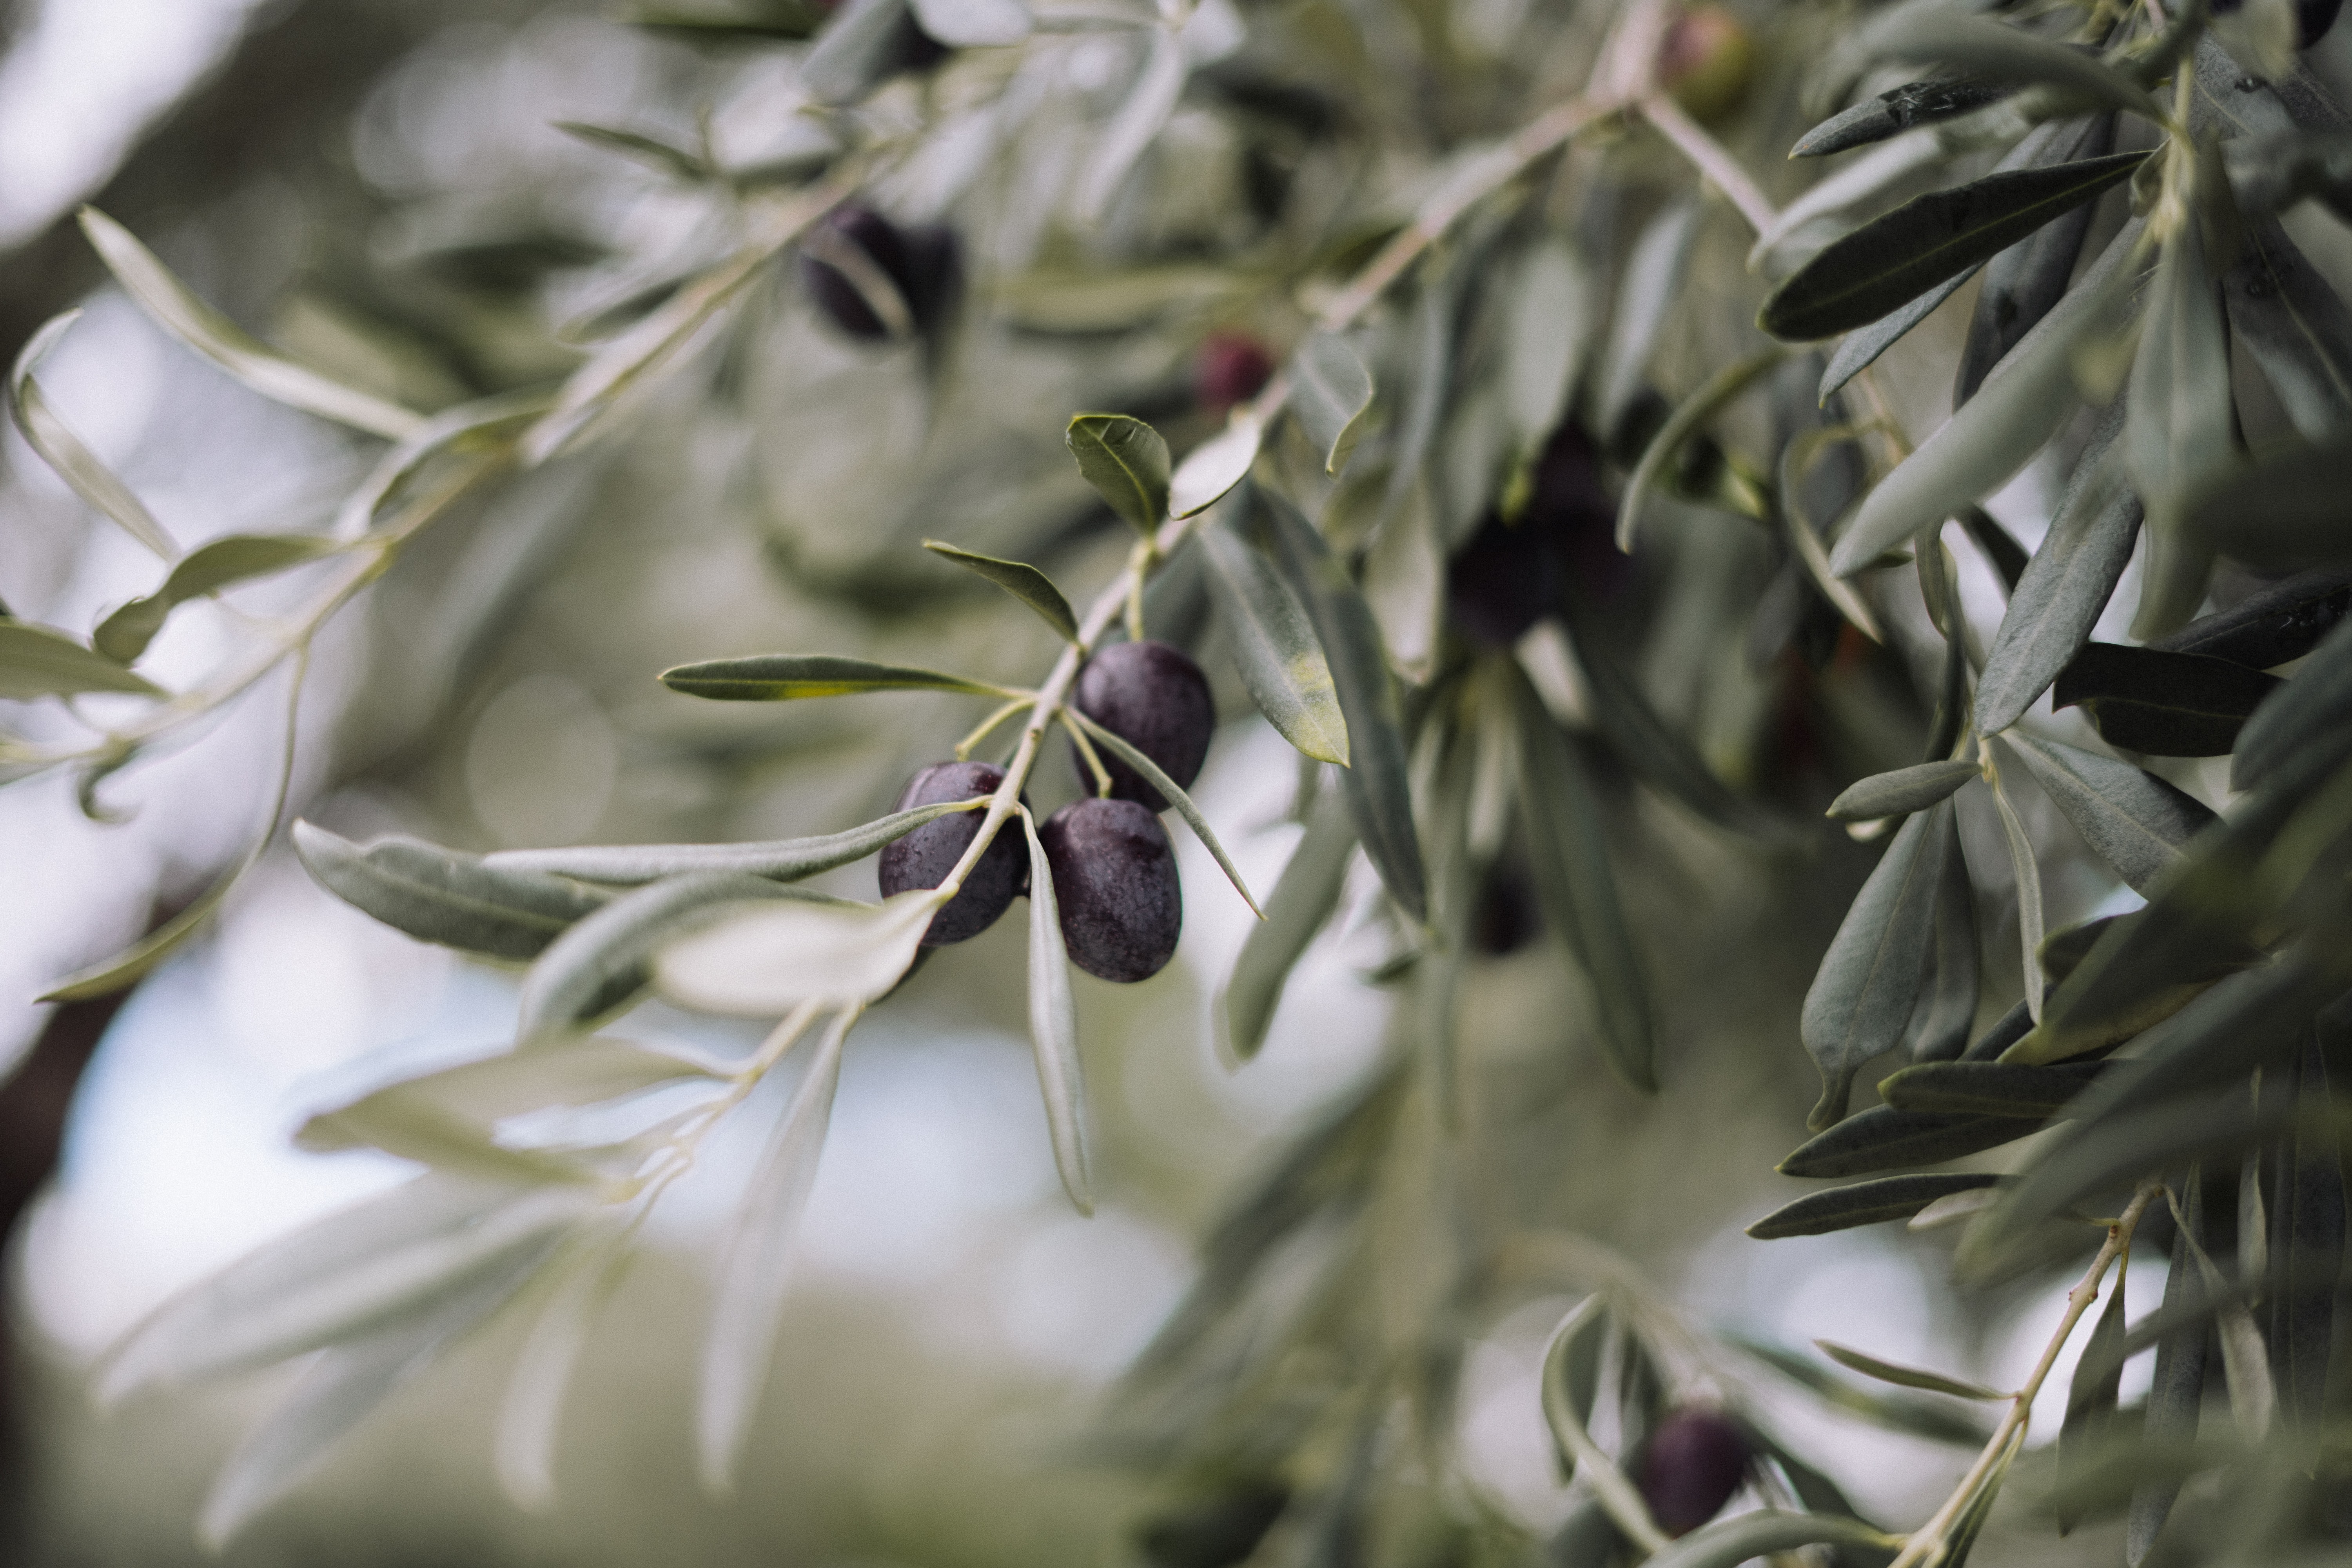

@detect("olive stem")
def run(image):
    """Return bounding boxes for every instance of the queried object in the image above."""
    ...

[1639,91,1779,237]
[1062,713,1116,797]
[1882,1180,2162,1568]
[953,697,1029,761]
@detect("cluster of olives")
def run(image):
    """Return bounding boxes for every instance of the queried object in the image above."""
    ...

[799,203,962,344]
[878,640,1214,983]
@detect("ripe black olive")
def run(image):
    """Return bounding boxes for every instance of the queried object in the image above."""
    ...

[1069,640,1214,812]
[877,761,1025,946]
[1448,513,1563,648]
[800,205,962,343]
[1194,332,1275,414]
[1469,862,1539,956]
[1040,798,1182,983]
[1635,1408,1751,1537]
[2303,0,2344,46]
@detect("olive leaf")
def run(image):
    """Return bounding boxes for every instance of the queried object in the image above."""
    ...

[1502,238,1592,452]
[1167,413,1263,519]
[2052,643,2282,756]
[1220,789,1354,1062]
[1818,264,1979,403]
[95,533,342,663]
[1815,1340,2006,1401]
[1748,1173,2004,1240]
[0,622,165,700]
[292,822,612,961]
[79,208,426,441]
[1065,707,1262,917]
[1074,26,1187,222]
[654,890,942,1015]
[495,1229,629,1514]
[1984,746,2047,1023]
[8,310,175,558]
[1878,1059,2109,1117]
[1616,346,1788,550]
[555,121,712,181]
[1904,802,1978,1063]
[1760,150,2148,342]
[2235,614,2352,791]
[1200,503,1350,766]
[1537,1295,1610,1483]
[2126,195,2239,636]
[658,652,1015,701]
[1641,1511,1895,1568]
[2184,437,2352,576]
[2130,1175,2212,1566]
[484,800,980,884]
[2056,1263,2128,1535]
[1825,759,1978,822]
[1724,1332,1996,1445]
[1872,14,2165,121]
[2001,731,2217,895]
[1257,492,1426,922]
[1974,404,2140,734]
[2148,564,2352,669]
[1019,809,1093,1213]
[1066,412,1173,534]
[921,540,1078,641]
[1778,1105,2049,1178]
[1595,200,1700,442]
[1289,332,1374,476]
[802,0,920,102]
[697,1006,853,1493]
[1792,76,2007,158]
[1831,218,2147,577]
[1800,802,1948,1129]
[1954,114,2117,403]
[2223,216,2352,442]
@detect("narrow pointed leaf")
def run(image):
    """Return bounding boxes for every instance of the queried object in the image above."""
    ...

[1289,333,1373,475]
[2002,731,2216,895]
[2126,207,2238,639]
[1019,810,1093,1212]
[1778,1104,2048,1178]
[802,0,916,102]
[2235,615,2352,791]
[2148,564,2352,669]
[2225,216,2352,441]
[495,1231,628,1513]
[1596,201,1700,440]
[293,822,610,960]
[922,541,1078,641]
[8,310,174,557]
[1793,76,2007,158]
[659,653,1011,701]
[1875,15,2165,120]
[1168,414,1263,519]
[1220,790,1354,1062]
[2053,643,2281,755]
[2129,1175,2211,1565]
[1800,803,1947,1127]
[2057,1261,2127,1534]
[1826,759,1978,821]
[1727,1333,1997,1445]
[95,533,340,662]
[655,890,941,1015]
[1538,1296,1610,1482]
[1066,412,1172,534]
[1985,751,2047,1021]
[1955,114,2117,403]
[1748,1172,2002,1239]
[1073,27,1186,221]
[1878,1059,2108,1116]
[1067,708,1260,917]
[1815,1339,2005,1400]
[485,802,979,885]
[1200,505,1349,765]
[80,208,425,440]
[0,622,165,699]
[1819,264,1978,402]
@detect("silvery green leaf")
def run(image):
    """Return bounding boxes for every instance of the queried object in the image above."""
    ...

[2153,564,2352,668]
[496,1230,629,1513]
[2235,615,2352,790]
[554,122,712,181]
[1826,759,1978,822]
[1985,746,2047,1022]
[1815,1339,2005,1400]
[1595,200,1700,442]
[2224,216,2352,441]
[7,311,174,558]
[1257,492,1425,920]
[1018,810,1091,1212]
[198,1239,547,1550]
[1643,1510,1898,1568]
[2129,1176,2210,1566]
[1877,1058,2107,1116]
[0,622,164,700]
[1753,131,1944,269]
[908,0,1029,45]
[94,532,339,662]
[1801,802,1948,1127]
[1514,671,1654,1091]
[655,888,942,1015]
[1750,1172,2009,1241]
[79,209,425,441]
[2057,1257,2127,1534]
[921,540,1078,641]
[1066,412,1172,534]
[1794,76,2008,158]
[1617,347,1788,550]
[1537,1294,1609,1481]
[484,801,979,884]
[1955,115,2117,404]
[1381,274,1455,532]
[102,1174,580,1403]
[1759,150,2148,342]
[1220,789,1354,1062]
[1872,15,2164,122]
[698,1007,852,1493]
[1905,802,1979,1063]
[1831,217,2146,576]
[1975,403,2139,733]
[1778,1104,2047,1178]
[332,385,552,540]
[2053,642,2279,755]
[1200,501,1349,766]
[1819,263,1979,403]
[1067,708,1261,915]
[2125,202,2236,635]
[291,821,611,961]
[1502,239,1592,450]
[660,652,1011,701]
[1073,26,1186,221]
[2003,731,2215,894]
[1290,332,1373,476]
[1168,413,1262,518]
[2183,436,2352,575]
[802,0,918,102]
[1360,478,1442,682]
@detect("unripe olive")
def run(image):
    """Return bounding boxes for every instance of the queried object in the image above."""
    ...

[1635,1408,1751,1537]
[1069,640,1214,812]
[877,762,1025,946]
[1040,798,1182,983]
[1194,331,1276,414]
[1658,4,1753,123]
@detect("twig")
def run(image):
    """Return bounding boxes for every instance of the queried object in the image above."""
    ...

[1640,93,1780,237]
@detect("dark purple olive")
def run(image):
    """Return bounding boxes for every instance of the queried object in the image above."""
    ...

[1194,332,1275,414]
[1636,1408,1751,1537]
[1469,862,1538,956]
[1040,798,1182,983]
[2303,0,2344,45]
[1447,513,1563,648]
[877,762,1025,946]
[801,205,911,340]
[1069,640,1214,811]
[898,222,965,338]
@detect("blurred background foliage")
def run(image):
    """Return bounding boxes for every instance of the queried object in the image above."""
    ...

[4,0,2352,1565]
